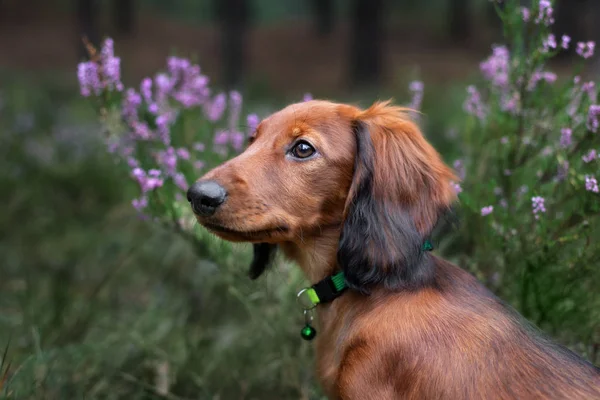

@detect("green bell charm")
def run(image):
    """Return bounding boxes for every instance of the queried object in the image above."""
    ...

[301,309,317,341]
[301,324,317,341]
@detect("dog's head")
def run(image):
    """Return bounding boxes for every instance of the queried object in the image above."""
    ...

[188,100,457,291]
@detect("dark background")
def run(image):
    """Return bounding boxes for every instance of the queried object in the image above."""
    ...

[2,0,599,99]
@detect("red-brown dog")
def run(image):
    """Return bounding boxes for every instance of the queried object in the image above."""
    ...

[187,100,600,399]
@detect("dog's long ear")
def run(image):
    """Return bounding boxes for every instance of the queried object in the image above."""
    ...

[338,101,458,293]
[248,243,277,280]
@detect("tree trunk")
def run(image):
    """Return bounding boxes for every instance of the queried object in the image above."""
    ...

[76,0,98,60]
[113,0,135,36]
[310,0,334,38]
[215,0,250,89]
[349,0,384,87]
[448,0,470,42]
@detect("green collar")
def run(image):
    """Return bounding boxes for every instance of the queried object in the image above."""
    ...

[297,239,434,340]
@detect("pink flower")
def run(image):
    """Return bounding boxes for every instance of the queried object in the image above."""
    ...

[521,7,530,22]
[77,62,101,97]
[451,181,462,194]
[587,105,600,132]
[585,175,599,193]
[408,80,424,111]
[542,34,557,52]
[576,41,595,59]
[481,206,494,216]
[247,113,260,135]
[561,35,571,49]
[204,93,226,122]
[582,149,597,163]
[531,196,546,219]
[464,86,487,121]
[480,46,509,88]
[535,0,554,26]
[132,196,148,211]
[559,128,572,148]
[173,173,188,191]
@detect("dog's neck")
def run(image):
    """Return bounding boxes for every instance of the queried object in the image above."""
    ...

[279,226,341,284]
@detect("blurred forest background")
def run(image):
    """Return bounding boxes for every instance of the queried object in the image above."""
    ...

[1,0,599,399]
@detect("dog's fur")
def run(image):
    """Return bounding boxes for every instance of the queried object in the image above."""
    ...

[192,100,600,399]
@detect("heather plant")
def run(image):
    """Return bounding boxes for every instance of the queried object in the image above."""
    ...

[443,0,599,362]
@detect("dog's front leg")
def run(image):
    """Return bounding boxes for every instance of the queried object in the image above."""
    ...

[335,346,398,400]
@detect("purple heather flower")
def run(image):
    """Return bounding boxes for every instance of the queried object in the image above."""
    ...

[148,169,161,177]
[582,149,597,163]
[132,196,148,211]
[77,62,101,97]
[464,85,487,121]
[303,93,313,102]
[122,89,142,121]
[453,159,466,180]
[205,93,227,122]
[127,157,139,168]
[155,73,174,104]
[156,147,178,175]
[528,71,557,91]
[585,175,599,193]
[156,113,173,145]
[535,0,554,26]
[582,81,597,103]
[501,92,520,114]
[247,113,260,136]
[408,80,424,111]
[561,35,571,49]
[176,148,190,160]
[100,39,122,91]
[214,130,229,146]
[194,161,205,170]
[559,128,572,148]
[542,34,557,52]
[193,142,205,152]
[131,121,152,140]
[480,46,509,88]
[587,104,600,132]
[576,41,595,59]
[141,78,153,104]
[451,181,462,194]
[481,206,494,216]
[173,173,188,191]
[500,136,509,144]
[531,196,546,219]
[521,7,530,22]
[230,131,245,151]
[132,168,164,192]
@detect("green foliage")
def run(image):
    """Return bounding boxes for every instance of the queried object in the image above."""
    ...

[443,0,600,361]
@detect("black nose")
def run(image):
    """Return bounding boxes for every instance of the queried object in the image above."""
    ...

[186,180,227,216]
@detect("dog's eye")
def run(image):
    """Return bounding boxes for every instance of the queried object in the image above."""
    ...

[290,141,316,159]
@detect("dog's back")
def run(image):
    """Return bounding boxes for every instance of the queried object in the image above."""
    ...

[332,257,600,399]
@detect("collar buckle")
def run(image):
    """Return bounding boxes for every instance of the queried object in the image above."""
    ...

[296,287,319,310]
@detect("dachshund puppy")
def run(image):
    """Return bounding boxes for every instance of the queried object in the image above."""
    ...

[187,100,600,399]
